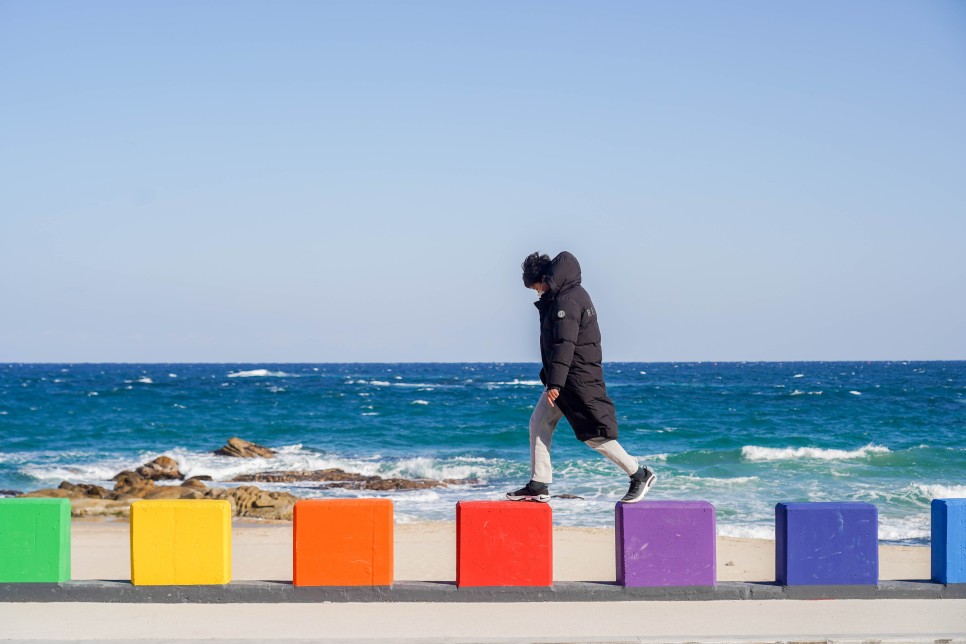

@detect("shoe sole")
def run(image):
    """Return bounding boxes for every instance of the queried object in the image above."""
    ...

[620,474,656,504]
[505,493,550,503]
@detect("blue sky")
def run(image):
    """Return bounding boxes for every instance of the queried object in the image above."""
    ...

[2,1,964,362]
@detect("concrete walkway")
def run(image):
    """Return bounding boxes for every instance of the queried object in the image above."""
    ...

[2,599,965,642]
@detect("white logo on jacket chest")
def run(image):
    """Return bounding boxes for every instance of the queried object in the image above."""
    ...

[557,310,566,318]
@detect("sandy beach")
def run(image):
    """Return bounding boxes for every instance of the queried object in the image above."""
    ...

[2,519,962,643]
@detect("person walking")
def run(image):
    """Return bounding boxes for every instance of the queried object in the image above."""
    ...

[507,251,656,503]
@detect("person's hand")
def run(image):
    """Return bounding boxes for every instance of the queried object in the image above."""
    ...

[546,387,560,408]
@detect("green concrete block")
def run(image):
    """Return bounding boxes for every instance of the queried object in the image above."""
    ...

[0,498,71,582]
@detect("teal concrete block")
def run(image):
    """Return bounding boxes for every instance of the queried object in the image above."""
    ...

[931,498,966,584]
[0,498,71,582]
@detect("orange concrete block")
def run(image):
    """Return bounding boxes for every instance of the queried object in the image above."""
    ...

[456,501,552,587]
[292,498,393,586]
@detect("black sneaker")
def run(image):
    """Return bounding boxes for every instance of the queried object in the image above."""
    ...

[621,466,656,503]
[506,480,550,502]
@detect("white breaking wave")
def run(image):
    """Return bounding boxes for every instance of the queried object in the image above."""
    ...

[173,447,496,484]
[381,456,491,481]
[911,483,966,499]
[675,475,759,486]
[849,390,862,395]
[741,444,890,462]
[879,515,930,542]
[137,377,153,384]
[790,390,823,396]
[227,369,296,378]
[21,456,147,484]
[489,379,543,387]
[368,380,391,386]
[793,374,805,378]
[717,524,776,540]
[412,400,430,405]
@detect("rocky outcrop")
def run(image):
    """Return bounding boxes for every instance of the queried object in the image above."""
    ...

[209,485,297,520]
[112,471,156,498]
[134,456,183,481]
[321,477,444,491]
[59,481,111,498]
[180,476,210,490]
[70,498,132,518]
[22,488,70,499]
[214,437,276,458]
[143,486,205,500]
[17,437,469,521]
[231,468,476,491]
[232,469,372,484]
[0,490,23,497]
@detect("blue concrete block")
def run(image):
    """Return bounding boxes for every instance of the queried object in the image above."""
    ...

[931,499,966,584]
[776,502,878,586]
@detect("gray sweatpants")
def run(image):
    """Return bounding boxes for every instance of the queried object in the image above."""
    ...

[529,391,639,484]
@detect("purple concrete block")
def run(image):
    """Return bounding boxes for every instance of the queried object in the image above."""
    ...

[776,502,878,586]
[616,501,716,587]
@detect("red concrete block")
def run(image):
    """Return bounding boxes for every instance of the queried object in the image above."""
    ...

[293,499,393,586]
[456,501,552,588]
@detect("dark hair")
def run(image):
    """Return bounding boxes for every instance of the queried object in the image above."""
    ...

[521,252,552,287]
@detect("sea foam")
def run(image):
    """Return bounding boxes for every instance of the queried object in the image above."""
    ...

[717,524,776,540]
[741,444,890,462]
[489,379,543,387]
[912,483,966,499]
[227,369,295,378]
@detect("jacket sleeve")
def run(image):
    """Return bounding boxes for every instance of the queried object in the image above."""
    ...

[546,299,581,390]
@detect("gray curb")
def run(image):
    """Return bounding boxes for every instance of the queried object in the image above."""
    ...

[0,580,963,603]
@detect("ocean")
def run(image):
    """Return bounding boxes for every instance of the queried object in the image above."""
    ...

[1,362,963,544]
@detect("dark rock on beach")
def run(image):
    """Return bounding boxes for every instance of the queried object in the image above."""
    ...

[317,477,441,491]
[232,468,477,491]
[134,455,184,481]
[214,437,276,458]
[59,481,112,498]
[209,485,297,520]
[232,469,371,484]
[112,471,156,498]
[0,490,24,497]
[180,476,210,490]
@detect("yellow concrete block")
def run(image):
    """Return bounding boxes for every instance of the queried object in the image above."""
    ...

[130,499,232,586]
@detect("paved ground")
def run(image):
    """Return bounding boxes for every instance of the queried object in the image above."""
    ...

[1,599,964,642]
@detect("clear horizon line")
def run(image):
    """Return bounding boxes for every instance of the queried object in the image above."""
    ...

[3,358,964,365]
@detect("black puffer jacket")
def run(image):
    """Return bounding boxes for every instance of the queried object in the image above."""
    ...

[536,252,619,441]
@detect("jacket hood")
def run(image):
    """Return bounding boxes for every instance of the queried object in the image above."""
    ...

[545,251,581,295]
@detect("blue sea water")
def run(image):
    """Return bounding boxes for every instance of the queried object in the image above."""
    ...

[1,362,963,543]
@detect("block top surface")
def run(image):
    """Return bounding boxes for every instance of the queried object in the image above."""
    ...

[458,500,549,510]
[0,498,70,507]
[932,498,966,508]
[617,500,714,511]
[296,498,392,508]
[777,502,876,511]
[132,499,231,510]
